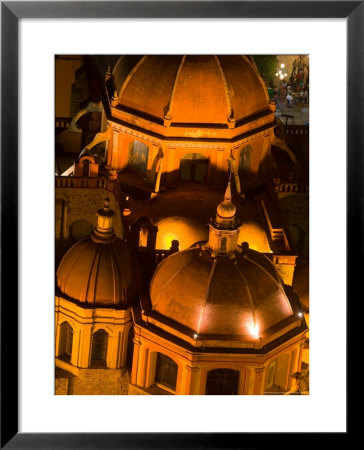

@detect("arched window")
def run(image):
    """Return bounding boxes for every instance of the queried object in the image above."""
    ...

[264,355,290,394]
[139,226,149,248]
[220,236,227,253]
[239,146,252,175]
[179,153,209,182]
[265,360,277,393]
[205,368,239,395]
[90,329,108,367]
[128,140,149,176]
[155,353,178,391]
[59,322,73,362]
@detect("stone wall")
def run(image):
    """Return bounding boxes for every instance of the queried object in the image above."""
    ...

[55,187,123,262]
[55,367,130,395]
[70,369,129,395]
[55,377,69,395]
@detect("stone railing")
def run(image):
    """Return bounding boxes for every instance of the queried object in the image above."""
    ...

[55,176,114,190]
[285,124,309,136]
[154,249,172,264]
[275,183,309,194]
[55,117,71,130]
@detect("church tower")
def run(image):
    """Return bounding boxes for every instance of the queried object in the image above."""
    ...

[205,172,242,257]
[55,199,139,394]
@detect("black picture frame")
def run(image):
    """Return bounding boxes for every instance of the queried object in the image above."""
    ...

[1,1,358,448]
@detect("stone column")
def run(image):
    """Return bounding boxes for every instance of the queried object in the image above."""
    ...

[116,132,129,170]
[215,148,225,186]
[181,364,201,395]
[136,346,149,388]
[154,151,164,193]
[229,147,241,194]
[242,368,255,395]
[55,322,61,357]
[106,128,114,168]
[253,366,266,394]
[288,349,298,391]
[297,338,306,374]
[166,146,176,186]
[110,128,119,170]
[130,338,141,385]
[119,322,132,369]
[145,351,157,388]
[107,330,120,370]
[238,369,247,395]
[78,323,92,368]
[70,326,81,368]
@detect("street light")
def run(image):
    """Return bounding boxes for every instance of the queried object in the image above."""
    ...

[276,63,288,81]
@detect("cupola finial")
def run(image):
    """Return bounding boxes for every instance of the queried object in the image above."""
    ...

[92,197,116,242]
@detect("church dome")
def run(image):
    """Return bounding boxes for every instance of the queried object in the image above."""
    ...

[216,200,236,219]
[150,247,294,339]
[57,199,138,307]
[112,55,270,126]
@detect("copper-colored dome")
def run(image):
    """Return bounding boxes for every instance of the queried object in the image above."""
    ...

[112,55,270,125]
[150,247,293,338]
[57,236,137,307]
[216,200,236,219]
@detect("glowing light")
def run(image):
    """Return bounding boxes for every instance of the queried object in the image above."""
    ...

[275,73,278,76]
[156,216,207,250]
[279,70,282,75]
[163,232,179,249]
[249,322,259,338]
[280,75,284,80]
[193,334,198,339]
[281,63,285,68]
[298,312,303,318]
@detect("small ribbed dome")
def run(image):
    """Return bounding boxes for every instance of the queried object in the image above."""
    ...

[216,199,236,219]
[57,199,138,307]
[57,236,137,306]
[150,248,293,339]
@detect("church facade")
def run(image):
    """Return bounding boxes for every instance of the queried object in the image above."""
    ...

[55,55,309,395]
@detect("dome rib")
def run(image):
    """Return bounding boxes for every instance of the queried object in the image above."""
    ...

[245,254,286,294]
[244,253,293,315]
[167,55,186,118]
[214,56,232,120]
[152,250,201,311]
[234,262,257,327]
[118,55,148,100]
[110,244,120,304]
[197,258,217,334]
[85,244,102,303]
[60,239,90,294]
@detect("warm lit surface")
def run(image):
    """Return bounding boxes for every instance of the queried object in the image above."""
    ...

[150,247,292,337]
[156,216,207,250]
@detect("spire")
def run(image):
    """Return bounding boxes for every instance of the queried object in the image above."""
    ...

[92,198,116,242]
[223,168,233,202]
[206,170,241,257]
[215,170,236,224]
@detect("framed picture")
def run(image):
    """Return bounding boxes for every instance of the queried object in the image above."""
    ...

[1,1,357,447]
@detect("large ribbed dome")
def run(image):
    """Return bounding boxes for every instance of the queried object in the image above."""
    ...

[112,55,270,125]
[150,247,293,339]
